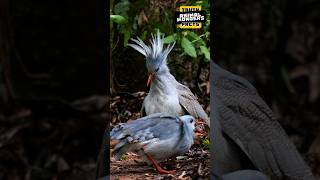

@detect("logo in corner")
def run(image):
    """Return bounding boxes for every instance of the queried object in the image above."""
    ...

[175,6,207,29]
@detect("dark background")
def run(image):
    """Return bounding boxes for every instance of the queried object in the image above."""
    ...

[214,0,320,177]
[0,0,108,179]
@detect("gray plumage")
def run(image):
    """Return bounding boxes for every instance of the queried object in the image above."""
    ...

[128,32,210,127]
[110,113,195,162]
[211,61,314,180]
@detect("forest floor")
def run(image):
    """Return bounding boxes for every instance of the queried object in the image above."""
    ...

[110,146,210,180]
[109,91,210,180]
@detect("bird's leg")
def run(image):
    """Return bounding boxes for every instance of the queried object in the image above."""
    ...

[145,153,176,174]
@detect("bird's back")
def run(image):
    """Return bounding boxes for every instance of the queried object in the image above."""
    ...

[142,73,210,126]
[111,113,189,161]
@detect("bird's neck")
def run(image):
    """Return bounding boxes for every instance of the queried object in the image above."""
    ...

[176,123,194,149]
[183,124,194,143]
[149,70,177,95]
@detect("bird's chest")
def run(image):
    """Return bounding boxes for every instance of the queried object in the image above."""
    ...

[144,92,183,116]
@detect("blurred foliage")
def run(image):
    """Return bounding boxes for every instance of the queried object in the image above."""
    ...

[110,0,210,61]
[109,0,211,95]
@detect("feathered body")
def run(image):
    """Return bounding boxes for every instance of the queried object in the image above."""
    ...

[144,73,184,116]
[211,62,314,180]
[128,32,210,126]
[110,113,195,162]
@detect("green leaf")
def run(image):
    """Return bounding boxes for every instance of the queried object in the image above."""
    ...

[187,31,199,40]
[163,34,176,44]
[181,37,197,58]
[195,38,206,46]
[114,0,130,18]
[188,32,206,46]
[202,138,210,150]
[110,15,127,24]
[140,30,148,41]
[200,46,210,60]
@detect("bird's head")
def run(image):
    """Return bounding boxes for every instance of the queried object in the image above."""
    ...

[180,115,196,132]
[128,32,175,86]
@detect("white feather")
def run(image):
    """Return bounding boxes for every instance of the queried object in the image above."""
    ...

[128,31,175,61]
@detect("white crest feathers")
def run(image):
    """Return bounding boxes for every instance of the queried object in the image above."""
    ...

[128,31,176,61]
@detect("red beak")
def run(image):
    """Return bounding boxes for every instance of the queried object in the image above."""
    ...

[147,73,155,87]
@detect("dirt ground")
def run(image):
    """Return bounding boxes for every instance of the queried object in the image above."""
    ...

[110,146,210,180]
[109,91,210,180]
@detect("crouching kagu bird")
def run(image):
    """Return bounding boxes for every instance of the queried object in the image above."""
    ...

[128,32,210,127]
[110,113,196,174]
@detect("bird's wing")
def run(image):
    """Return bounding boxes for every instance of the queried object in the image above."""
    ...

[176,82,210,126]
[111,113,173,140]
[111,113,183,159]
[212,62,314,180]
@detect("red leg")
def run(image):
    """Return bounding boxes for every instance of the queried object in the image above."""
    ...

[145,153,176,174]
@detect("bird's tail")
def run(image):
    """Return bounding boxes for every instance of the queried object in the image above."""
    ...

[111,139,137,160]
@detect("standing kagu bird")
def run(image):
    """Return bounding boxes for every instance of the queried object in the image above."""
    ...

[110,113,196,174]
[128,32,210,127]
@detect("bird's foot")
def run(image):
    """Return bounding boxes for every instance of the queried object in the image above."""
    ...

[156,168,176,174]
[145,153,176,174]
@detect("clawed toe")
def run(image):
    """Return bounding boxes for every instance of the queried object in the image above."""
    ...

[157,169,176,174]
